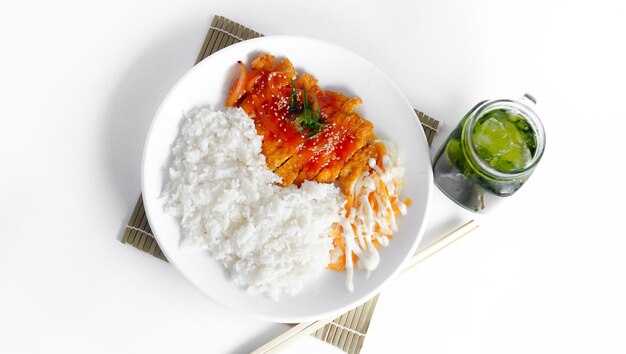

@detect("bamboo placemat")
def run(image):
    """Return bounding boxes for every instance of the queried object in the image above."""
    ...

[121,15,439,354]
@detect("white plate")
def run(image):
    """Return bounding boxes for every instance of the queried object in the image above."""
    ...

[142,35,432,323]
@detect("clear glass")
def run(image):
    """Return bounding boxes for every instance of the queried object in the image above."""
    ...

[433,94,545,212]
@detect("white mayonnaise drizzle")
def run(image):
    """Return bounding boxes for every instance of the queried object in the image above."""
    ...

[339,153,407,292]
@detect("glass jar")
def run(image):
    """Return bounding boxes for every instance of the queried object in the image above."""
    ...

[433,94,545,212]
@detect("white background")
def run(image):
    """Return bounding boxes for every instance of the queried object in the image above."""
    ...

[1,0,625,353]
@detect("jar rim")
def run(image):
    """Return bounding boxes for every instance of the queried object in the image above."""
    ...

[461,98,546,180]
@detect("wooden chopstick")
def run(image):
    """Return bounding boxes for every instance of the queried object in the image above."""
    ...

[402,219,479,274]
[250,318,335,354]
[250,219,479,354]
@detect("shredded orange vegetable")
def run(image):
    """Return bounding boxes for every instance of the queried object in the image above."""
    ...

[225,61,247,107]
[327,149,407,271]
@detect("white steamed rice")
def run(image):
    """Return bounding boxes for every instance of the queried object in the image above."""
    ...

[162,106,343,299]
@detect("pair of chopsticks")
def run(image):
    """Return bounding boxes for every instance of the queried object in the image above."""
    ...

[251,220,479,354]
[250,318,336,354]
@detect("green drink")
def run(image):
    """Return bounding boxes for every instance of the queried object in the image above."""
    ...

[433,95,545,212]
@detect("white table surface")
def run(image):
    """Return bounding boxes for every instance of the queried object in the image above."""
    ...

[1,0,625,353]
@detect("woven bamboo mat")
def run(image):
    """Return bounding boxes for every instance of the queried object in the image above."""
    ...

[121,15,439,354]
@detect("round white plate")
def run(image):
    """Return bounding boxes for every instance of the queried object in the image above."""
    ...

[142,35,432,323]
